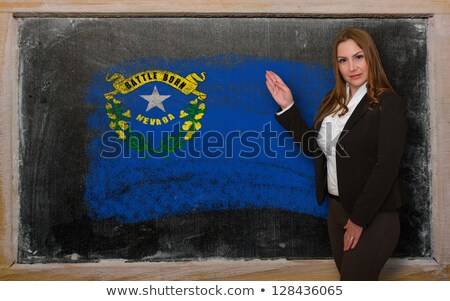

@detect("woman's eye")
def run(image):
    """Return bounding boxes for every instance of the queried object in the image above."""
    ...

[355,54,364,60]
[338,58,346,63]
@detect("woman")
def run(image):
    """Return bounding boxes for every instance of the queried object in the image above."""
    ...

[266,27,407,280]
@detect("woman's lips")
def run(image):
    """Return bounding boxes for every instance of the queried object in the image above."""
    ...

[350,74,361,79]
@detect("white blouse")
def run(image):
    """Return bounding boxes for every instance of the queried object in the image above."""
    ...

[316,83,368,196]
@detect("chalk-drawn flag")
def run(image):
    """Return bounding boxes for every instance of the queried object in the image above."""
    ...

[85,55,334,224]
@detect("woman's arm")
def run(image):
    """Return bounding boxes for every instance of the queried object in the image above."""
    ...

[350,92,408,227]
[266,71,318,157]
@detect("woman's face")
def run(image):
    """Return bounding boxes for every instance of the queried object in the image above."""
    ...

[337,39,369,96]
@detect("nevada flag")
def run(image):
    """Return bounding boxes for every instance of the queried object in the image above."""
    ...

[84,54,334,224]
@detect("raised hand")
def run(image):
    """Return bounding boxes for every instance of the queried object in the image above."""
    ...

[265,70,294,110]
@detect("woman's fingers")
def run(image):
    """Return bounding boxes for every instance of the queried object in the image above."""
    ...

[343,219,363,251]
[266,71,287,90]
[343,232,352,251]
[265,70,276,81]
[344,232,360,251]
[266,78,275,92]
[343,232,359,251]
[266,71,283,88]
[268,71,286,85]
[265,74,274,92]
[265,70,294,109]
[350,235,360,250]
[266,72,281,97]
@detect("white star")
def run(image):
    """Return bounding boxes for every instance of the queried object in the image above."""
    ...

[140,86,171,112]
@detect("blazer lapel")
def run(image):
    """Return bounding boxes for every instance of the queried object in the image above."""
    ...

[342,94,370,131]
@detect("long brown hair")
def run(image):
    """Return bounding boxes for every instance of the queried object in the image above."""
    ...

[313,27,394,129]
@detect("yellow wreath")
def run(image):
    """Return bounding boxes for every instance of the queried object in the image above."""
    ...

[105,96,206,158]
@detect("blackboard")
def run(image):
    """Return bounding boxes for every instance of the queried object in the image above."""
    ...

[17,17,429,263]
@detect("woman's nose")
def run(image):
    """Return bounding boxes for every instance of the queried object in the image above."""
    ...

[348,60,356,72]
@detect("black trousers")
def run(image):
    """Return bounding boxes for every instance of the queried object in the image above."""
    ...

[327,197,400,281]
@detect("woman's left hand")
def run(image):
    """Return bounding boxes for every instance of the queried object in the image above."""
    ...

[343,219,363,251]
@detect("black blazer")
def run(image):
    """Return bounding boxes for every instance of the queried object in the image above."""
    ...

[275,91,408,227]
